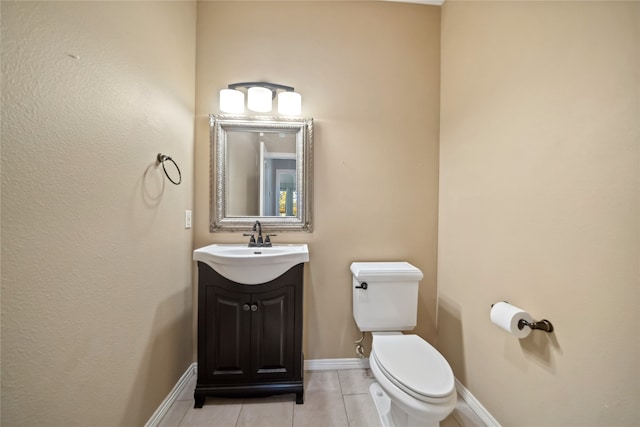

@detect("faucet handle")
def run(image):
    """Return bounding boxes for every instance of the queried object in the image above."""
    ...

[243,233,256,247]
[264,234,277,247]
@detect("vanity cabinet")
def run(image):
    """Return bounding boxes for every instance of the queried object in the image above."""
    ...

[194,262,304,407]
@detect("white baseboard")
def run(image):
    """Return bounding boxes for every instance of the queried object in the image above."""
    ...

[455,378,501,427]
[304,357,370,371]
[144,363,197,427]
[145,360,499,427]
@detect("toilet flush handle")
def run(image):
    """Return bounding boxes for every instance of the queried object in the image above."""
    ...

[355,282,368,290]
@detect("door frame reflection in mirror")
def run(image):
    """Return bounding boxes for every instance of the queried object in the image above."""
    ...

[210,114,313,232]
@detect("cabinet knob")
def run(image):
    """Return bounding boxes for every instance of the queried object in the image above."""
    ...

[251,304,258,312]
[243,304,251,311]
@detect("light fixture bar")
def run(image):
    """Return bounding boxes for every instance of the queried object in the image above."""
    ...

[227,82,295,99]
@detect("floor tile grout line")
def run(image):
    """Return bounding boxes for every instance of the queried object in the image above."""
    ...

[175,401,189,427]
[233,400,243,427]
[337,369,345,396]
[336,370,353,426]
[291,399,295,427]
[340,390,351,426]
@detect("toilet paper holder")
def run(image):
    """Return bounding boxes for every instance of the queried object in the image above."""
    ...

[491,302,554,333]
[517,318,554,333]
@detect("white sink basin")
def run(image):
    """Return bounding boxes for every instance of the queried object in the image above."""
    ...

[193,244,309,285]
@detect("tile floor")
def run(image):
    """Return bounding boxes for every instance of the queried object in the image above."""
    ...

[158,369,486,427]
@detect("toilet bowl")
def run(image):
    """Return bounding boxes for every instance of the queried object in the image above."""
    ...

[350,262,457,427]
[368,333,456,427]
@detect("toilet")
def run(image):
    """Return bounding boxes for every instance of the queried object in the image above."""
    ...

[351,262,457,427]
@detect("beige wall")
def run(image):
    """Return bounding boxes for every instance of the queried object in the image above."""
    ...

[4,1,637,425]
[194,1,441,359]
[1,2,196,425]
[438,1,639,425]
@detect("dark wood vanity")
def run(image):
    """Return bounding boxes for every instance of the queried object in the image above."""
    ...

[194,261,304,407]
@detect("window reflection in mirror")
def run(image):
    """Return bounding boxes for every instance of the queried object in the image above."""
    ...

[210,115,313,232]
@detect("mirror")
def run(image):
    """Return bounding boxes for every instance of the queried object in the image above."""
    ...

[210,114,313,232]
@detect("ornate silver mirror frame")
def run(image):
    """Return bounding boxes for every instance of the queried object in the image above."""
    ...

[210,114,313,232]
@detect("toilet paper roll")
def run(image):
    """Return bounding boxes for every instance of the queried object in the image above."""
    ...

[490,302,534,339]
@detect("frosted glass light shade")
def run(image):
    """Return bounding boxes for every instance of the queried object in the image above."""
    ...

[247,87,272,112]
[220,89,244,113]
[277,91,302,115]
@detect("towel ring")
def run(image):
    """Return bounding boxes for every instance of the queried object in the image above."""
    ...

[157,153,182,185]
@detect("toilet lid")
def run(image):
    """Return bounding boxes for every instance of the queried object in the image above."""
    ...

[350,262,423,282]
[372,334,455,401]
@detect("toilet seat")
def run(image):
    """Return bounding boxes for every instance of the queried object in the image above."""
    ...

[372,334,455,404]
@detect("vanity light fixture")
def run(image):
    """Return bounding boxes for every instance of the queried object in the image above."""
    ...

[219,82,302,115]
[247,87,272,112]
[219,89,244,114]
[277,91,302,116]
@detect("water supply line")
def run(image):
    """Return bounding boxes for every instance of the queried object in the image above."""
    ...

[355,332,365,358]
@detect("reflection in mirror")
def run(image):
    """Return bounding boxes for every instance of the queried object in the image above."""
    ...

[210,115,313,232]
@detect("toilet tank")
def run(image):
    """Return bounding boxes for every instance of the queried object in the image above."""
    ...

[351,262,423,332]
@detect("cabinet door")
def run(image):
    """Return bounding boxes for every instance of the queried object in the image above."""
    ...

[201,284,252,382]
[250,284,296,380]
